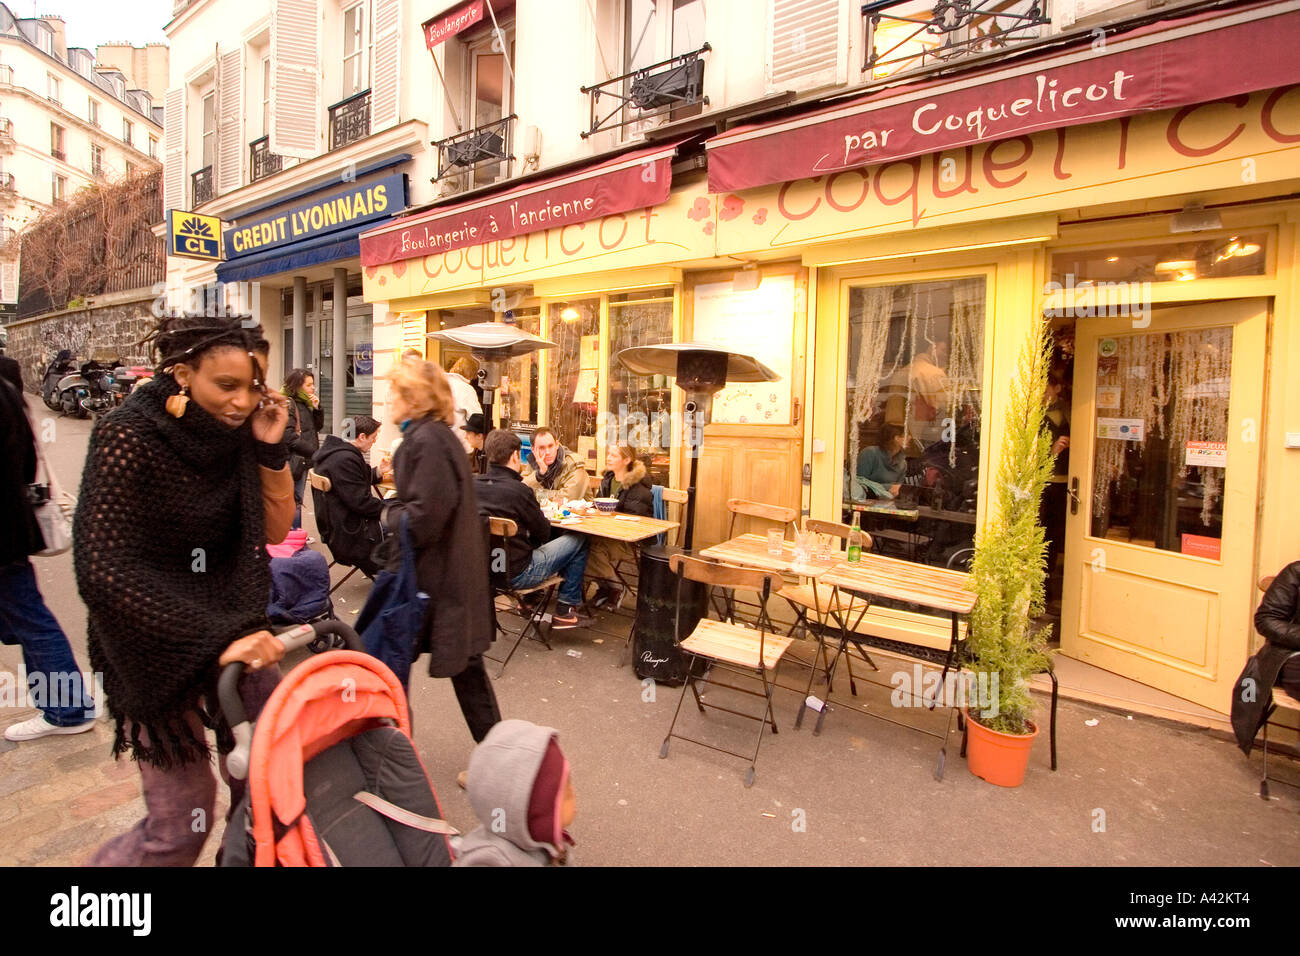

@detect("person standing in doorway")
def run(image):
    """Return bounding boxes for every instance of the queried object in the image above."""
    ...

[1040,368,1070,606]
[381,358,499,742]
[282,368,324,532]
[0,374,96,741]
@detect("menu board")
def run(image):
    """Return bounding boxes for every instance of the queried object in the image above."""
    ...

[691,275,794,424]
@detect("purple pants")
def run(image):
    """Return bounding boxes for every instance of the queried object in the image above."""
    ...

[87,667,280,867]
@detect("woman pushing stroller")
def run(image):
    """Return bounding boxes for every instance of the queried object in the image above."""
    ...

[75,313,295,866]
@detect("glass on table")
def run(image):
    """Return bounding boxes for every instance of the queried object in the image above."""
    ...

[766,528,784,556]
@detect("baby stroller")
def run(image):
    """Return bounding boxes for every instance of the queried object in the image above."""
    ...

[219,620,456,866]
[267,529,341,653]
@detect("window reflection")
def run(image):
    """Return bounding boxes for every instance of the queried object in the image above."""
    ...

[843,277,985,567]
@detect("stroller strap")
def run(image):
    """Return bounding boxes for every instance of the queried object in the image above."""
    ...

[354,791,460,836]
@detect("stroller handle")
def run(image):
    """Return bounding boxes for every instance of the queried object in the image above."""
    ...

[220,620,363,780]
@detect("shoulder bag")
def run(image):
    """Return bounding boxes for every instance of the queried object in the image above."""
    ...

[29,441,72,557]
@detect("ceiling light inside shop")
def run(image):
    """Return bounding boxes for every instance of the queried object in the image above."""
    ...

[1175,270,1197,281]
[560,306,580,322]
[1154,259,1197,273]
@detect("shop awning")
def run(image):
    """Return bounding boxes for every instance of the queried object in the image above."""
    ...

[215,221,370,283]
[358,138,686,268]
[704,0,1300,194]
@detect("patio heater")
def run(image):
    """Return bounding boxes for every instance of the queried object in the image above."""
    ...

[427,322,556,468]
[617,343,779,551]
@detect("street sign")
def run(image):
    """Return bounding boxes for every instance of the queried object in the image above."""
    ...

[168,209,224,261]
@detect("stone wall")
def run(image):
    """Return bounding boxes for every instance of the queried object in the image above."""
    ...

[3,293,158,393]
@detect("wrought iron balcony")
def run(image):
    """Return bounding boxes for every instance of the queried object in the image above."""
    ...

[328,89,371,151]
[51,148,66,162]
[432,115,515,183]
[191,165,214,206]
[249,136,284,183]
[0,173,15,192]
[862,0,1051,79]
[580,43,710,138]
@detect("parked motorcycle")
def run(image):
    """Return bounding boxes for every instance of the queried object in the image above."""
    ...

[110,363,153,401]
[52,358,116,418]
[41,350,78,411]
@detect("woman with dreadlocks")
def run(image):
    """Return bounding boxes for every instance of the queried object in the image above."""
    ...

[75,313,295,866]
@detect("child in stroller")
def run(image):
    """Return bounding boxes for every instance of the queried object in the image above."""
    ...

[267,529,340,652]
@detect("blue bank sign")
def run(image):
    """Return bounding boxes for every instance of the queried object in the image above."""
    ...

[223,172,405,260]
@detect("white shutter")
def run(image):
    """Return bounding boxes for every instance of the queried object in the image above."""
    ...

[270,0,320,159]
[370,0,401,132]
[163,86,185,212]
[0,261,17,304]
[217,49,243,192]
[766,0,849,93]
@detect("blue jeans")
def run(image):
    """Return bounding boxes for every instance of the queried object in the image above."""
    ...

[292,473,306,531]
[0,560,95,725]
[511,533,589,607]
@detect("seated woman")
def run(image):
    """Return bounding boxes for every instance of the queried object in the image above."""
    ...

[585,444,654,608]
[856,423,907,499]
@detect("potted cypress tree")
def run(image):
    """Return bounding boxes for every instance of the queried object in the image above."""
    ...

[963,316,1055,787]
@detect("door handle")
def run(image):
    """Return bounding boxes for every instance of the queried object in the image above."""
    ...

[1068,477,1080,515]
[792,397,801,426]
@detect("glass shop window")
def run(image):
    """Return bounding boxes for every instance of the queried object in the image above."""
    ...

[547,299,601,474]
[843,276,986,567]
[607,288,674,487]
[1051,232,1269,287]
[501,307,542,430]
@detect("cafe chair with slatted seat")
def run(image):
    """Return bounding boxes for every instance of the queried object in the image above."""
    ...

[714,498,799,623]
[658,554,789,788]
[307,468,372,596]
[483,515,564,678]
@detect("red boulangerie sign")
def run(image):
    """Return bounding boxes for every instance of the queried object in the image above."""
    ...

[706,2,1300,194]
[423,0,485,51]
[360,143,679,267]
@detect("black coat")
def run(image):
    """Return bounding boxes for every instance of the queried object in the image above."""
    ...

[1232,561,1300,753]
[596,460,654,517]
[311,435,384,575]
[474,463,551,581]
[1,378,42,564]
[382,416,493,678]
[284,396,324,478]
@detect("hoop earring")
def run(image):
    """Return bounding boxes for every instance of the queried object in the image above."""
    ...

[166,386,190,419]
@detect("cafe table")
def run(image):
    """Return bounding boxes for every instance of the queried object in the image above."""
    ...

[808,553,977,779]
[548,510,679,544]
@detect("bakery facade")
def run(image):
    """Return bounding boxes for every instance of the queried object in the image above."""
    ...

[360,1,1300,717]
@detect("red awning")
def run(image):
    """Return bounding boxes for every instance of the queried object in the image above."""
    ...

[705,0,1300,194]
[423,1,485,50]
[359,140,685,268]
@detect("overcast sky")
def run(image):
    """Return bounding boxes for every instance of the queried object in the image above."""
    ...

[26,1,172,50]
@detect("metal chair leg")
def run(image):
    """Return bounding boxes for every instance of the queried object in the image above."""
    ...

[660,653,698,759]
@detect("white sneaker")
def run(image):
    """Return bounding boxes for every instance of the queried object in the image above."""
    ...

[3,714,96,741]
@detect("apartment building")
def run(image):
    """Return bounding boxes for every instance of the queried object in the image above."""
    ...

[350,0,1300,718]
[95,41,170,102]
[0,6,163,321]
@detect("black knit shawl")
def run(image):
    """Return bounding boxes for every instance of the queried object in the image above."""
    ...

[74,374,271,768]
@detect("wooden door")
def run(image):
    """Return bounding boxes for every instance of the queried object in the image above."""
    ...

[1059,299,1267,712]
[684,263,807,548]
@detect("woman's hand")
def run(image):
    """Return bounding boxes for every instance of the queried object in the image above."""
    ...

[1052,436,1070,457]
[219,630,286,670]
[251,391,290,445]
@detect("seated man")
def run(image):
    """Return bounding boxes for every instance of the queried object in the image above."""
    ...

[310,415,388,576]
[475,429,590,630]
[521,426,589,501]
[1232,560,1300,754]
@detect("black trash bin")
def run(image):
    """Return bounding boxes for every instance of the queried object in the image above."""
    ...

[631,544,708,685]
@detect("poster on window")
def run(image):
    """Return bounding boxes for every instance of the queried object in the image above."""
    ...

[1096,417,1144,441]
[1185,440,1227,468]
[691,275,794,424]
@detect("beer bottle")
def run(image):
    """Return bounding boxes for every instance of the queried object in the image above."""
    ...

[847,513,863,563]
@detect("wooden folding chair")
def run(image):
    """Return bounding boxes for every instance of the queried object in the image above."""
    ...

[715,498,799,622]
[483,515,563,678]
[307,468,369,596]
[659,554,789,788]
[781,519,877,689]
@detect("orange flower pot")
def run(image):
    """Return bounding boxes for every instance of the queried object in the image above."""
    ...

[964,710,1039,788]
